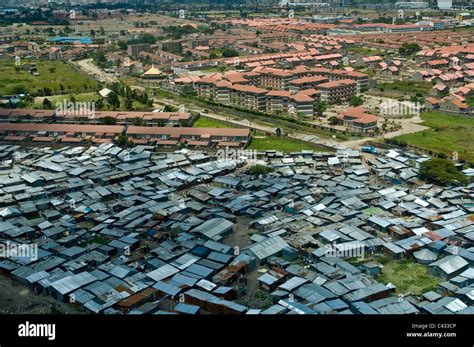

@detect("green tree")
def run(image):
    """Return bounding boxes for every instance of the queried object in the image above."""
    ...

[96,98,104,110]
[42,97,52,109]
[116,134,129,146]
[328,116,339,125]
[107,92,120,110]
[222,48,239,58]
[314,101,327,118]
[249,164,274,176]
[124,96,133,110]
[133,117,144,126]
[348,95,365,107]
[399,43,421,56]
[101,116,117,125]
[419,158,467,186]
[117,41,127,50]
[164,104,178,112]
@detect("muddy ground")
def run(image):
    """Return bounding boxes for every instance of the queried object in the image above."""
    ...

[0,273,82,314]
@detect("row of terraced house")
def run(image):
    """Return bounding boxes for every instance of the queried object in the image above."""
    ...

[0,109,250,148]
[0,109,194,127]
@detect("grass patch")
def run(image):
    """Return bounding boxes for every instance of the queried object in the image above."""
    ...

[375,257,440,295]
[199,66,227,73]
[348,46,385,56]
[34,92,98,108]
[378,80,431,95]
[193,117,233,128]
[0,60,100,96]
[237,290,273,310]
[394,112,474,162]
[248,136,328,152]
[34,92,149,111]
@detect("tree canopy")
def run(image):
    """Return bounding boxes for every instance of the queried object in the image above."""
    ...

[419,158,467,186]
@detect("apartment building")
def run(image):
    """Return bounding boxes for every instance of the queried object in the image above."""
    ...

[266,90,293,115]
[253,68,293,90]
[289,75,329,92]
[229,84,268,111]
[127,43,152,58]
[195,77,221,100]
[290,92,316,118]
[310,67,369,92]
[187,66,367,114]
[318,79,358,103]
[266,90,317,118]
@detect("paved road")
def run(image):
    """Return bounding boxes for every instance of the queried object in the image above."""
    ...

[155,99,279,134]
[383,116,428,139]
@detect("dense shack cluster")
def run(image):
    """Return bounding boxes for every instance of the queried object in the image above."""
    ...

[0,144,472,314]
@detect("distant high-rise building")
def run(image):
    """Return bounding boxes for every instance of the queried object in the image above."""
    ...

[127,43,152,59]
[438,0,453,9]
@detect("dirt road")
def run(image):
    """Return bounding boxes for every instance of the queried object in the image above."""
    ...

[74,58,118,84]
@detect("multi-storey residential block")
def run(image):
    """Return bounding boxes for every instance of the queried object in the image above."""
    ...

[318,79,358,103]
[289,75,329,92]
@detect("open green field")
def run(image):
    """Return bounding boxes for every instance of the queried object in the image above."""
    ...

[394,112,474,162]
[378,80,432,95]
[348,46,386,56]
[193,117,233,128]
[375,257,440,295]
[34,92,98,108]
[248,136,328,152]
[0,60,100,96]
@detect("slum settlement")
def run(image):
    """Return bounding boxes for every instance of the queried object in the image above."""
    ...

[0,144,473,314]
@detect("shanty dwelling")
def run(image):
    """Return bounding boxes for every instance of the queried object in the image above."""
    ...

[437,280,461,295]
[427,240,447,255]
[49,271,97,302]
[257,270,286,292]
[174,302,201,315]
[213,176,242,190]
[117,288,158,313]
[360,262,382,276]
[455,286,474,305]
[184,288,248,314]
[191,218,234,241]
[212,286,236,300]
[382,242,406,259]
[428,255,469,281]
[413,249,438,265]
[343,282,395,305]
[457,268,474,287]
[423,288,443,303]
[450,274,470,288]
[388,225,411,241]
[367,216,393,233]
